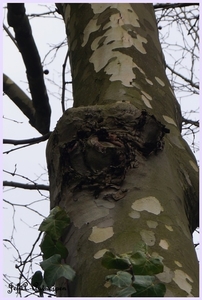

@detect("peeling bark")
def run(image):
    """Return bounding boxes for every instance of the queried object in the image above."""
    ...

[47,3,199,296]
[47,103,198,297]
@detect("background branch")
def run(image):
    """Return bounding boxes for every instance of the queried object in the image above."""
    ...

[3,132,51,145]
[3,181,49,191]
[61,50,69,113]
[3,74,36,128]
[7,3,51,134]
[153,3,199,10]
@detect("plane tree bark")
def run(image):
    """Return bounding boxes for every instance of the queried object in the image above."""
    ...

[46,3,198,297]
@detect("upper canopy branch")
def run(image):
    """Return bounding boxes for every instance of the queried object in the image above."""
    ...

[153,3,199,10]
[6,3,51,134]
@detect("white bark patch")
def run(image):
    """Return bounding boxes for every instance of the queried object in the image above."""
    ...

[82,19,101,47]
[165,225,173,231]
[83,4,148,87]
[169,135,185,149]
[159,239,169,250]
[104,55,137,87]
[141,95,152,108]
[156,265,174,283]
[91,4,140,27]
[128,210,140,219]
[155,76,165,86]
[64,5,71,25]
[163,115,177,127]
[175,261,182,268]
[169,86,175,96]
[145,78,153,85]
[88,226,114,243]
[173,269,193,294]
[132,34,147,54]
[146,220,158,228]
[141,90,152,100]
[131,196,163,215]
[181,168,192,186]
[140,229,155,246]
[94,248,108,259]
[189,160,198,172]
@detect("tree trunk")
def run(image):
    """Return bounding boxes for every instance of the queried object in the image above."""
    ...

[46,4,199,296]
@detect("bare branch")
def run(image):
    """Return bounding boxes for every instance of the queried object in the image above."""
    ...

[154,3,199,10]
[62,50,69,112]
[3,74,36,128]
[7,3,51,134]
[3,181,49,191]
[182,117,199,128]
[166,64,199,90]
[3,132,51,145]
[3,198,47,218]
[3,143,39,154]
[3,23,19,49]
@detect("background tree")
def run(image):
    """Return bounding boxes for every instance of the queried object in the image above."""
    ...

[3,3,199,297]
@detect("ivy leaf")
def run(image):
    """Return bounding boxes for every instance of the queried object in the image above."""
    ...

[31,270,43,288]
[39,206,70,240]
[40,254,75,288]
[130,251,163,275]
[106,271,132,288]
[132,242,148,253]
[132,275,166,297]
[101,251,130,270]
[117,286,137,297]
[40,233,68,259]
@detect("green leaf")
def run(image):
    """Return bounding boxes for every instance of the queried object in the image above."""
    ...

[130,251,163,275]
[31,270,43,288]
[39,206,70,240]
[40,233,68,259]
[117,286,136,297]
[132,242,148,253]
[40,254,75,288]
[106,271,133,288]
[132,275,166,297]
[102,251,130,270]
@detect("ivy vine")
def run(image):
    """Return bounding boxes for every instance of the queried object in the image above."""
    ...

[102,245,166,297]
[32,208,166,297]
[31,206,75,296]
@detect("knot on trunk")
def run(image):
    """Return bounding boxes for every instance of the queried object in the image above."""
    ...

[49,103,169,198]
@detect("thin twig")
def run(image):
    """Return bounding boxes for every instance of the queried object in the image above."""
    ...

[3,23,19,49]
[166,64,199,90]
[61,50,69,113]
[154,3,199,10]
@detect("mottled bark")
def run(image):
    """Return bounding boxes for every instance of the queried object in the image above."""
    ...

[47,4,199,296]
